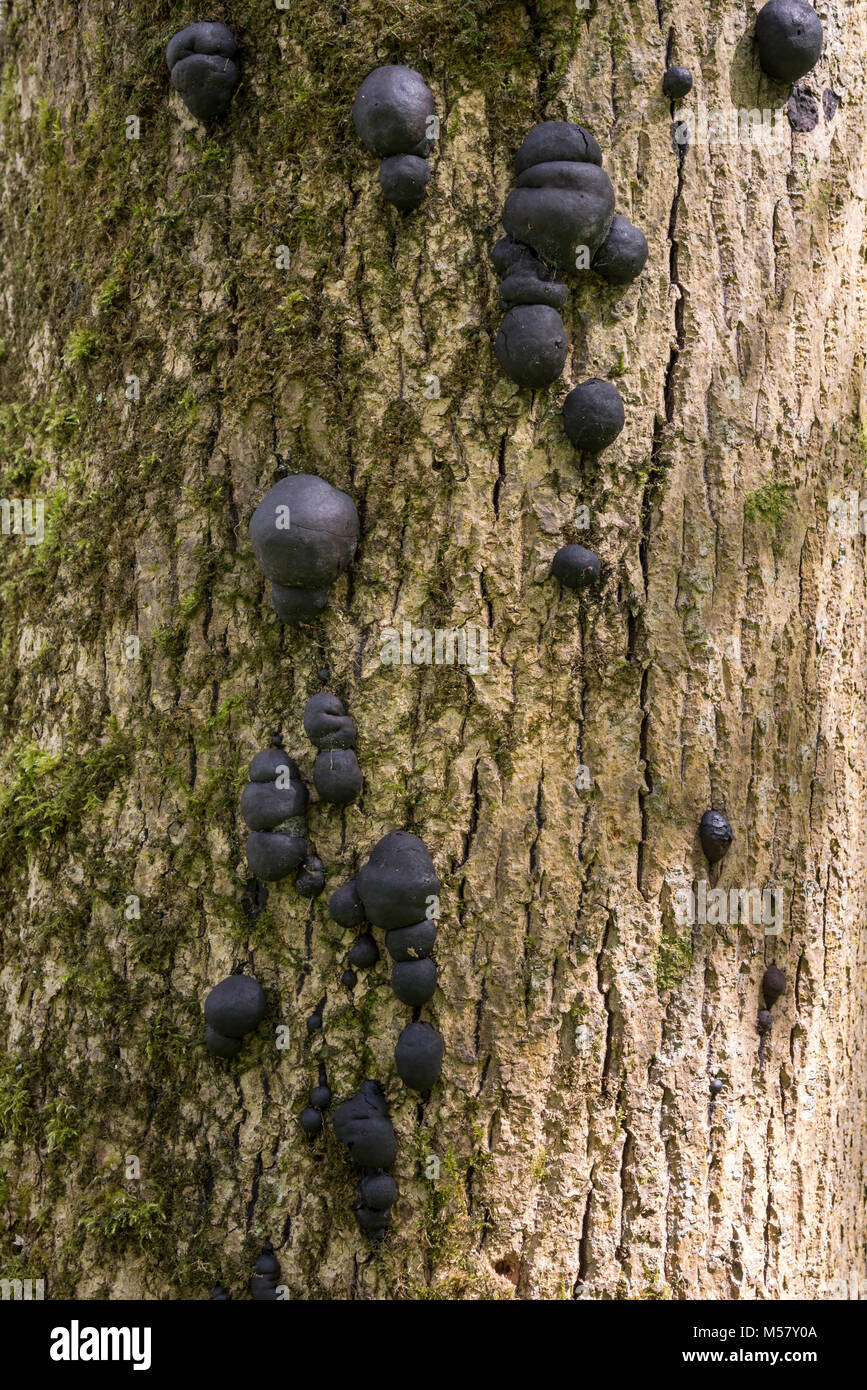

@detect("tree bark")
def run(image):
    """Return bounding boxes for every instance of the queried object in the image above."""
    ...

[1,0,866,1300]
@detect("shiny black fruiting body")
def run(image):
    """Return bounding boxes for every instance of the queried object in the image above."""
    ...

[699,809,734,863]
[204,975,266,1040]
[241,744,309,883]
[249,474,359,625]
[349,932,379,969]
[562,379,625,454]
[663,66,694,99]
[494,304,568,389]
[551,545,601,591]
[300,1107,323,1136]
[391,958,437,1005]
[332,1080,397,1169]
[395,1020,444,1092]
[296,855,325,897]
[166,23,239,124]
[313,749,363,805]
[755,0,823,83]
[591,214,649,285]
[356,830,441,931]
[353,66,435,210]
[303,693,357,749]
[762,964,787,1008]
[385,919,437,961]
[328,878,366,929]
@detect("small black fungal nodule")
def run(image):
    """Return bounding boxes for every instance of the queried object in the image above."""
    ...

[591,214,649,285]
[385,918,437,961]
[353,66,435,210]
[755,0,823,83]
[349,932,380,969]
[332,1080,397,1169]
[241,741,309,883]
[699,809,733,864]
[551,544,601,592]
[358,1172,398,1211]
[562,379,625,455]
[209,1283,231,1300]
[395,1020,444,1092]
[341,968,358,989]
[296,854,325,898]
[379,154,431,210]
[357,830,441,931]
[306,1000,325,1033]
[310,1080,332,1111]
[391,958,437,1006]
[303,692,357,749]
[663,66,693,100]
[249,474,359,625]
[494,304,568,390]
[204,1027,242,1059]
[314,749,363,805]
[250,1240,281,1301]
[761,964,787,1008]
[300,1106,323,1136]
[166,23,239,125]
[328,878,366,929]
[710,1078,724,1096]
[757,1008,773,1034]
[204,975,266,1055]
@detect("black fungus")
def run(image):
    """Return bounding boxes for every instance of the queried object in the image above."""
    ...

[249,474,359,625]
[354,1205,391,1235]
[663,66,694,99]
[296,855,325,897]
[241,742,309,883]
[250,1240,280,1301]
[341,968,358,989]
[204,975,266,1039]
[710,1078,724,1095]
[245,831,307,882]
[494,305,568,389]
[240,776,307,832]
[755,0,823,83]
[562,379,625,454]
[591,214,649,285]
[395,1020,444,1092]
[356,830,441,930]
[513,121,602,174]
[499,273,569,310]
[503,166,615,269]
[385,919,438,961]
[313,749,363,805]
[379,154,431,210]
[306,1009,323,1034]
[166,23,239,125]
[358,1172,398,1211]
[699,810,733,864]
[353,66,435,158]
[209,1283,231,1300]
[551,544,602,591]
[761,964,787,1008]
[787,86,820,131]
[204,1027,243,1059]
[310,1083,332,1111]
[391,958,438,1006]
[757,1008,773,1034]
[490,235,554,278]
[303,693,357,749]
[300,1107,323,1136]
[332,1080,397,1169]
[328,878,366,929]
[349,932,380,969]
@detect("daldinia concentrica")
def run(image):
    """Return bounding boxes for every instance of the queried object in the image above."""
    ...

[250,1240,280,1301]
[165,23,239,124]
[551,544,601,591]
[296,854,325,898]
[241,737,308,882]
[391,958,437,1006]
[249,474,359,625]
[353,66,435,210]
[699,809,733,863]
[209,1283,231,1300]
[762,964,787,1008]
[756,1008,773,1034]
[755,0,823,83]
[300,1107,323,1136]
[385,918,437,961]
[332,1080,397,1169]
[204,974,266,1056]
[495,305,568,390]
[356,830,440,931]
[504,162,615,268]
[328,877,366,929]
[304,691,362,806]
[395,1020,444,1092]
[591,213,649,286]
[562,379,625,455]
[663,65,693,99]
[349,932,380,969]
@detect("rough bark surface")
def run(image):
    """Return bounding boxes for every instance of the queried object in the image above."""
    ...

[1,0,865,1301]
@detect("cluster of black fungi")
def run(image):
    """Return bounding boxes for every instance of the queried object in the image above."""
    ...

[204,973,266,1058]
[166,23,239,124]
[249,474,359,625]
[333,1081,400,1237]
[304,690,363,806]
[758,964,787,1035]
[241,734,309,887]
[353,66,436,211]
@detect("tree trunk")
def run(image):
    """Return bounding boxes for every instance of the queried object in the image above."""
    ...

[1,0,865,1301]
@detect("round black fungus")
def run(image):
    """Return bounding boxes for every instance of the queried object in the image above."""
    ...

[385,919,438,961]
[317,664,330,683]
[271,584,330,624]
[379,154,431,210]
[354,1205,391,1234]
[303,692,357,749]
[240,777,307,832]
[166,23,239,125]
[356,830,441,931]
[358,1172,398,1211]
[209,1283,231,1300]
[710,1078,724,1095]
[503,166,615,268]
[313,749,363,805]
[495,305,568,389]
[205,1027,243,1058]
[391,958,438,1006]
[328,878,366,929]
[762,964,787,1008]
[490,236,551,278]
[250,1240,280,1301]
[353,66,435,158]
[757,1009,773,1034]
[513,121,603,175]
[341,968,358,989]
[591,214,649,285]
[755,0,823,83]
[310,1083,332,1110]
[300,1107,323,1136]
[663,66,694,99]
[332,1080,397,1169]
[349,932,380,969]
[245,831,307,882]
[699,809,733,863]
[562,379,625,454]
[307,1010,323,1033]
[204,975,266,1039]
[499,273,569,310]
[395,1020,444,1092]
[249,475,359,625]
[249,748,302,781]
[551,545,602,591]
[296,855,325,897]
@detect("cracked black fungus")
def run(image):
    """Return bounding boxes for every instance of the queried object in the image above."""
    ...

[699,809,733,864]
[353,65,435,210]
[303,692,357,749]
[328,878,366,929]
[762,964,787,1008]
[591,214,649,285]
[663,66,693,99]
[296,854,325,897]
[357,830,441,931]
[241,739,308,882]
[250,1240,280,1301]
[166,23,239,125]
[551,544,601,591]
[562,379,625,454]
[249,474,359,625]
[494,305,568,389]
[385,918,437,961]
[332,1080,397,1169]
[391,958,437,1006]
[395,1020,444,1092]
[204,975,266,1056]
[755,0,823,83]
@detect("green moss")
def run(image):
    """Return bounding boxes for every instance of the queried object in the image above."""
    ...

[79,1188,167,1253]
[744,480,790,529]
[654,922,692,994]
[62,323,102,365]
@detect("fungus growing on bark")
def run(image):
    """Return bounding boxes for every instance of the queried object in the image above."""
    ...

[562,379,625,454]
[209,1283,231,1300]
[303,692,357,749]
[306,1006,324,1033]
[166,23,239,124]
[204,975,266,1056]
[204,1027,242,1059]
[395,1020,444,1092]
[332,1080,397,1169]
[300,1107,323,1136]
[757,1008,773,1034]
[499,273,569,310]
[353,66,435,210]
[329,878,366,929]
[663,66,693,99]
[591,214,649,285]
[710,1078,724,1095]
[349,932,380,969]
[250,1240,280,1301]
[341,968,358,989]
[303,691,362,805]
[379,154,431,210]
[241,739,308,883]
[314,749,363,805]
[310,1069,332,1110]
[391,958,437,1006]
[385,919,437,961]
[494,305,568,389]
[249,474,359,625]
[296,854,325,897]
[551,544,601,591]
[358,1172,398,1211]
[755,0,823,83]
[356,830,441,930]
[503,162,615,269]
[762,964,787,1008]
[513,120,602,174]
[699,809,733,864]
